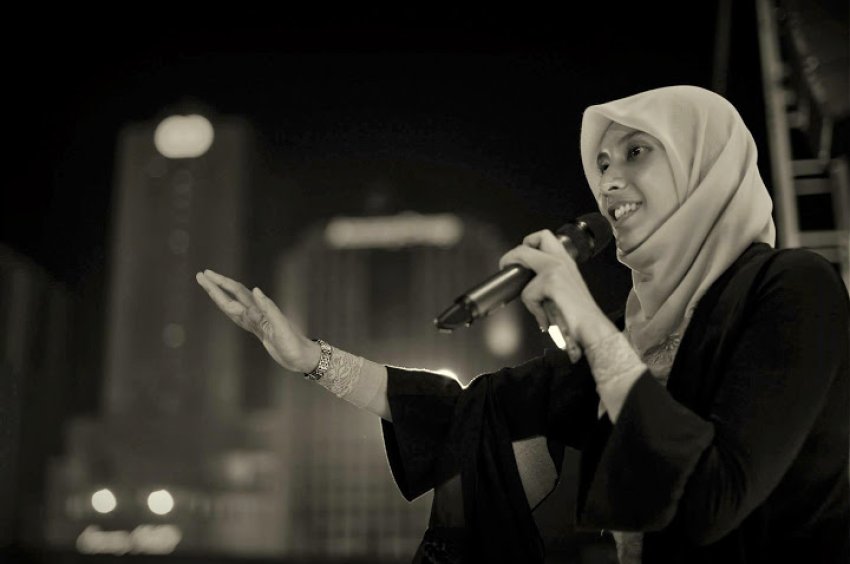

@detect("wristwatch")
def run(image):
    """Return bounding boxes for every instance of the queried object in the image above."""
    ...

[305,339,333,381]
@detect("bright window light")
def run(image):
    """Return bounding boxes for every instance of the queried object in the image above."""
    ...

[147,489,175,515]
[325,213,463,249]
[91,489,117,514]
[154,114,214,158]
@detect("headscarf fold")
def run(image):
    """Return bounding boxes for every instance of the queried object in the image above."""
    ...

[579,86,776,356]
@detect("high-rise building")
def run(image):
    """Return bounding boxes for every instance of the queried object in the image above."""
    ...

[0,246,72,549]
[42,113,293,557]
[271,213,526,559]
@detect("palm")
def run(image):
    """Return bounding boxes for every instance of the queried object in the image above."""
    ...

[257,306,303,368]
[196,270,310,372]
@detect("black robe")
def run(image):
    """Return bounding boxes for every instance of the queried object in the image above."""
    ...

[381,243,850,563]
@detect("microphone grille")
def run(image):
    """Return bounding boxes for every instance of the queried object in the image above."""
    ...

[577,212,613,256]
[555,212,613,262]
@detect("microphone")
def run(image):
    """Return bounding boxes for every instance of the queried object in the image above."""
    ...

[434,212,613,332]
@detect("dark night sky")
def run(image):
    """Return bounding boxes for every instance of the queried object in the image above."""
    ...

[5,4,768,285]
[2,4,770,412]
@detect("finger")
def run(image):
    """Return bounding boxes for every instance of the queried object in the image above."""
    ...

[522,230,552,249]
[527,229,574,261]
[197,272,257,332]
[520,284,551,331]
[197,272,241,311]
[252,286,286,324]
[536,229,572,258]
[499,245,540,269]
[216,296,252,328]
[203,269,256,308]
[204,269,254,305]
[498,247,518,271]
[251,287,285,333]
[498,245,554,272]
[222,300,246,316]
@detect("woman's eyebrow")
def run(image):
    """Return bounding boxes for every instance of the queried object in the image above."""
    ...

[618,130,647,145]
[596,130,650,162]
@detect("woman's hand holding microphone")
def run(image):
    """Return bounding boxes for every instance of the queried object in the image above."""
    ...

[498,229,618,361]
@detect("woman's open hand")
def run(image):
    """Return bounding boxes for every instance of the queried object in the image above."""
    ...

[195,270,319,373]
[498,229,617,350]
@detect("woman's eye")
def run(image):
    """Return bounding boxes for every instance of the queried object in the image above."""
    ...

[628,145,645,159]
[598,162,609,173]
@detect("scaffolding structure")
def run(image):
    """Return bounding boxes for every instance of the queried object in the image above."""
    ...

[756,0,850,291]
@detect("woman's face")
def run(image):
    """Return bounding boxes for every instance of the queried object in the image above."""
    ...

[594,123,678,253]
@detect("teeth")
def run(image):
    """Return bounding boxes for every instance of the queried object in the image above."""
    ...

[613,202,640,220]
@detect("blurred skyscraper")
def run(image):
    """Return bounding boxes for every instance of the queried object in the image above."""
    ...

[41,113,295,557]
[271,213,526,558]
[0,246,72,550]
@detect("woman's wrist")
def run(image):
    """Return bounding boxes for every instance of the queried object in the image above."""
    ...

[577,313,619,349]
[584,330,646,422]
[298,338,322,373]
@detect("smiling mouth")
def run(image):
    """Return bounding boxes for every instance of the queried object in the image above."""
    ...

[608,202,643,223]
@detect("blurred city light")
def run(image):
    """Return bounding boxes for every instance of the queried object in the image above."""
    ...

[162,323,186,349]
[325,212,464,249]
[484,314,522,357]
[153,114,214,158]
[91,489,117,514]
[77,524,182,555]
[147,489,175,515]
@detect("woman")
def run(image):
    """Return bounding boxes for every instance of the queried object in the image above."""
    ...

[196,86,849,563]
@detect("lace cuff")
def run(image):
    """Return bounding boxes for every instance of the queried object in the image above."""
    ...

[585,331,647,423]
[315,347,365,398]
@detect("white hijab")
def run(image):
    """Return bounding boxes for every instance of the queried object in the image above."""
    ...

[579,85,776,356]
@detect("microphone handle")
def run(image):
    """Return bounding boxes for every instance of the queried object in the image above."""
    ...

[463,265,535,318]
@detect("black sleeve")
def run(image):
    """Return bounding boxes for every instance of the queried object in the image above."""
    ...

[380,366,465,501]
[578,251,850,544]
[382,348,599,501]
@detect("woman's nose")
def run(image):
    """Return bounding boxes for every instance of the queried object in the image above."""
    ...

[599,161,626,193]
[600,174,626,194]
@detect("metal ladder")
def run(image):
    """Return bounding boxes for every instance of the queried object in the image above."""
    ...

[756,0,850,291]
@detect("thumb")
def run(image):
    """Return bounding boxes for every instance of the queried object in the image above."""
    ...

[252,287,281,333]
[253,287,276,314]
